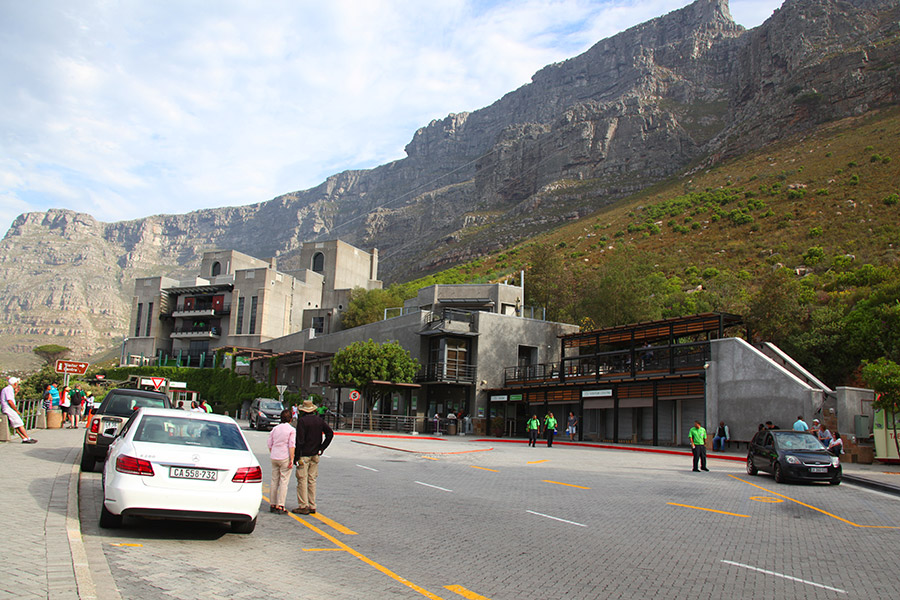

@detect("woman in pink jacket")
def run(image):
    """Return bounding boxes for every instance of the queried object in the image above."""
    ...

[266,409,296,514]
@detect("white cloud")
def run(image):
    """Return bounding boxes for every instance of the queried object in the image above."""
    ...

[0,0,784,234]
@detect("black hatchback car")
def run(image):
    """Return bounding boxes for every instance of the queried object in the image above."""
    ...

[747,429,841,485]
[81,388,170,472]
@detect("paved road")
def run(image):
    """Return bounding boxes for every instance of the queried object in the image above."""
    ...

[77,427,900,600]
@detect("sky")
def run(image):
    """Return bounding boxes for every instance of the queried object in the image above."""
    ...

[0,0,785,235]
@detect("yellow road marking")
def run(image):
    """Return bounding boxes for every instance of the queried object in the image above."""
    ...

[527,460,549,464]
[445,584,492,599]
[729,475,900,529]
[470,466,498,473]
[667,503,750,518]
[264,494,445,599]
[542,480,591,490]
[750,496,783,503]
[109,543,143,547]
[311,512,358,535]
[303,548,346,552]
[423,456,440,461]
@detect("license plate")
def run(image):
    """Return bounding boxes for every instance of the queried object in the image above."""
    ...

[809,467,827,473]
[169,467,217,481]
[101,419,120,434]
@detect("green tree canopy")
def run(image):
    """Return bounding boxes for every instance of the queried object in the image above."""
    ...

[329,339,419,415]
[861,357,900,459]
[341,288,406,329]
[32,344,70,366]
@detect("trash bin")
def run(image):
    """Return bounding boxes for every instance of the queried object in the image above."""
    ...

[448,421,457,436]
[47,410,63,429]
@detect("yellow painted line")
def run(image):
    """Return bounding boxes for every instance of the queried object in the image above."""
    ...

[445,584,492,599]
[527,460,549,464]
[470,466,498,473]
[542,480,591,490]
[440,448,494,455]
[667,503,750,518]
[729,475,900,529]
[109,543,143,547]
[423,456,440,461]
[264,495,445,599]
[750,496,784,503]
[311,512,358,535]
[303,548,346,552]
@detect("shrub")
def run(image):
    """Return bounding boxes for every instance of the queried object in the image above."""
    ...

[815,188,829,196]
[848,174,860,185]
[808,226,823,238]
[786,188,806,200]
[803,246,825,265]
[883,193,899,206]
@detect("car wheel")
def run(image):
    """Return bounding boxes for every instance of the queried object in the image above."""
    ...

[746,456,757,476]
[830,477,841,485]
[80,449,95,472]
[773,462,786,484]
[99,504,123,528]
[231,517,256,534]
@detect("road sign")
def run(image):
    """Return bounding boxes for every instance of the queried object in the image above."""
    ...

[349,390,361,402]
[149,377,166,391]
[276,385,287,401]
[55,360,89,375]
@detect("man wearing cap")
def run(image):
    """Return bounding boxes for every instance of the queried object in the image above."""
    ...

[1,377,37,443]
[292,399,333,515]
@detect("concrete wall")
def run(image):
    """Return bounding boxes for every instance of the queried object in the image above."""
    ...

[835,386,876,439]
[707,338,823,442]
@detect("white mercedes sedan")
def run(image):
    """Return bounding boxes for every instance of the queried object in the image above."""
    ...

[100,407,262,533]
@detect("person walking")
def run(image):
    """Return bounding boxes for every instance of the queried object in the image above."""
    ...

[689,420,708,472]
[292,399,334,515]
[266,409,295,515]
[526,414,540,447]
[566,411,578,441]
[69,384,82,428]
[543,412,558,448]
[712,420,730,451]
[1,377,37,443]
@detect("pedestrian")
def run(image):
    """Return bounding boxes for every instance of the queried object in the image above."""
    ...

[526,414,540,447]
[292,403,299,421]
[757,423,765,433]
[816,423,833,447]
[190,401,204,413]
[689,420,708,472]
[543,412,557,447]
[292,398,334,515]
[41,384,53,411]
[712,420,730,451]
[200,399,212,413]
[566,411,578,441]
[765,421,778,430]
[83,390,94,421]
[267,409,295,515]
[2,377,37,443]
[60,385,77,428]
[49,383,60,409]
[70,384,83,428]
[827,432,844,456]
[433,412,441,435]
[792,416,809,432]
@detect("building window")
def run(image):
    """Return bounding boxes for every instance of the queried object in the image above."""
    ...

[236,297,245,334]
[311,366,320,384]
[135,303,142,337]
[145,302,153,336]
[248,296,258,335]
[211,261,221,277]
[312,316,325,334]
[312,252,324,273]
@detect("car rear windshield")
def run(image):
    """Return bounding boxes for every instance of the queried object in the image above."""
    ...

[261,401,283,411]
[101,392,169,416]
[134,415,248,451]
[775,432,826,450]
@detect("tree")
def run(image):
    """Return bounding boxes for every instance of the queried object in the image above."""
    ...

[329,339,419,426]
[32,344,70,367]
[861,357,900,460]
[341,288,405,329]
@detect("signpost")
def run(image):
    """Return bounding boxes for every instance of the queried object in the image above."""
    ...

[349,389,361,402]
[276,384,287,404]
[55,360,89,387]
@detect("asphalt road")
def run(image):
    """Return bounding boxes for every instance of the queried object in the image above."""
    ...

[79,428,900,599]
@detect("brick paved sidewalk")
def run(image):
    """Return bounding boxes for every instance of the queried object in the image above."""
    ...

[0,426,95,600]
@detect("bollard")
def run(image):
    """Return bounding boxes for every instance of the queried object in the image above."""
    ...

[36,408,48,429]
[1,414,9,442]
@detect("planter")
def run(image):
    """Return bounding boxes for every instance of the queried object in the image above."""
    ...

[46,410,63,429]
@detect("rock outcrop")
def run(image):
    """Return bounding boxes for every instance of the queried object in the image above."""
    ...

[1,0,898,368]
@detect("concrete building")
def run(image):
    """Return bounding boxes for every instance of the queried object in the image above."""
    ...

[122,241,381,367]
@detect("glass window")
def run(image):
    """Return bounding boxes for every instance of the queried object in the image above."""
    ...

[248,296,258,335]
[134,415,248,450]
[145,302,153,336]
[134,303,143,337]
[236,296,245,334]
[312,252,324,273]
[211,261,221,277]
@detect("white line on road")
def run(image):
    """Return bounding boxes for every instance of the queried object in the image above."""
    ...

[526,510,586,527]
[356,464,379,472]
[414,481,453,492]
[721,560,847,594]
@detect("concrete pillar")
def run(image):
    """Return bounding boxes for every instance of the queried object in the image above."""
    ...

[0,414,9,441]
[36,409,47,429]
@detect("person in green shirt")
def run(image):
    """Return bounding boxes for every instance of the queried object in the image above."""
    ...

[526,414,540,447]
[543,412,558,447]
[689,420,709,472]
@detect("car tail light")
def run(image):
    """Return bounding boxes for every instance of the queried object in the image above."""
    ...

[90,418,101,433]
[232,466,262,483]
[116,455,155,476]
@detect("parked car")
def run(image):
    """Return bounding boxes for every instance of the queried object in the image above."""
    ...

[81,388,171,472]
[747,429,842,485]
[100,407,262,533]
[248,397,284,430]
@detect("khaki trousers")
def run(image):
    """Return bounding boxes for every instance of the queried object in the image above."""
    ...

[295,455,319,510]
[270,457,292,507]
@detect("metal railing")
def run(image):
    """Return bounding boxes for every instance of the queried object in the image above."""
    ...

[417,362,477,383]
[172,303,231,315]
[345,413,417,433]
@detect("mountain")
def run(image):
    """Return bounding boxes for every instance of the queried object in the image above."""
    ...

[1,0,898,370]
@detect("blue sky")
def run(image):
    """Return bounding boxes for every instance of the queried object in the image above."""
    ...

[0,0,784,234]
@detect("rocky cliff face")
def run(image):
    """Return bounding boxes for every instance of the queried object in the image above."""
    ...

[1,0,898,368]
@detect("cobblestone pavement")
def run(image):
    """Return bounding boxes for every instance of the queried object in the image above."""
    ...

[77,427,900,600]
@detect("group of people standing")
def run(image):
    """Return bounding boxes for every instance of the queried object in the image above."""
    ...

[791,416,844,456]
[526,411,578,447]
[41,382,95,428]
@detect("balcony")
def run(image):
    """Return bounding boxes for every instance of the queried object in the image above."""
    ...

[171,303,231,318]
[419,309,477,336]
[417,362,477,384]
[171,327,221,339]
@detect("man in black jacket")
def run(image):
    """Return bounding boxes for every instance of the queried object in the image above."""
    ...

[292,399,334,515]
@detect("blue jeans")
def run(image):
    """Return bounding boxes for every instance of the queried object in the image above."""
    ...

[713,436,727,451]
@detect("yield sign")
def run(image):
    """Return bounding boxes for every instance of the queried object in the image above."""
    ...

[150,377,167,391]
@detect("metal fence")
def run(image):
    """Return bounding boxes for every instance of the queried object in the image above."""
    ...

[344,413,418,433]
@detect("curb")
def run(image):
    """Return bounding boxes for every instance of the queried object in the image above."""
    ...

[69,451,97,599]
[842,473,900,497]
